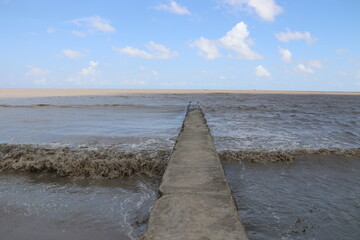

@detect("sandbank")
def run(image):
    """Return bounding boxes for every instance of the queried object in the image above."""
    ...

[1,88,360,98]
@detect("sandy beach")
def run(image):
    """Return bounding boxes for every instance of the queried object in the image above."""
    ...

[1,88,360,98]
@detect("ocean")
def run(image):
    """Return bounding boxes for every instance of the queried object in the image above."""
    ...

[0,93,359,239]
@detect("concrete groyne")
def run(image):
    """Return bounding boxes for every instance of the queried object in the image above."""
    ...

[142,104,248,240]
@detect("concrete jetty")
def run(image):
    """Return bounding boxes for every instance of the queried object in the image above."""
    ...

[142,104,248,240]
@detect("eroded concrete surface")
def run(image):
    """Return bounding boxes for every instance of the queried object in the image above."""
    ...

[142,104,248,240]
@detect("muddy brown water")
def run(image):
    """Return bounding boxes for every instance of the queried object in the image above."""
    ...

[1,93,359,239]
[0,173,160,240]
[224,154,360,240]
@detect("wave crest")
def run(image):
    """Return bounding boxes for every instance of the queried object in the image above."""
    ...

[219,148,360,164]
[0,144,170,178]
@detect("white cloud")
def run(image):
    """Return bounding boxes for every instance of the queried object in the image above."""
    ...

[69,16,115,36]
[278,47,292,62]
[219,75,226,80]
[81,61,99,76]
[223,0,283,21]
[192,22,262,60]
[276,29,316,44]
[113,42,178,59]
[255,65,271,77]
[25,66,49,85]
[116,47,153,59]
[67,61,100,85]
[220,22,263,59]
[247,0,283,21]
[295,64,314,74]
[154,1,191,15]
[295,61,322,74]
[307,60,323,69]
[191,37,221,60]
[61,49,86,59]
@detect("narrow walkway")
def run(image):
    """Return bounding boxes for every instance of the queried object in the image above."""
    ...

[142,104,248,240]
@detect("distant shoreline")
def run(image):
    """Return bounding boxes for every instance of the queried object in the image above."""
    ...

[1,88,360,98]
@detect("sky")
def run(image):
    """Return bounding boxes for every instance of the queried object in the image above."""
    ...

[1,0,360,91]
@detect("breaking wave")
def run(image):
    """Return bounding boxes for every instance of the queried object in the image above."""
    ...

[219,148,360,164]
[0,144,170,178]
[2,143,359,179]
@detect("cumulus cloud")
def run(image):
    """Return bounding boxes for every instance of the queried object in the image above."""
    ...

[67,61,101,85]
[113,42,178,59]
[307,60,323,69]
[255,65,271,77]
[223,0,283,21]
[191,37,221,60]
[220,22,263,59]
[69,16,115,36]
[191,22,262,60]
[80,61,99,76]
[295,61,322,74]
[296,64,314,74]
[276,29,316,44]
[61,49,86,59]
[278,47,292,62]
[154,1,191,15]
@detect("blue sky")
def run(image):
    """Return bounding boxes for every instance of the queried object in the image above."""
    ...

[1,0,360,90]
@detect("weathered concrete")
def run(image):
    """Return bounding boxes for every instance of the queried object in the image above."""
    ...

[142,104,248,240]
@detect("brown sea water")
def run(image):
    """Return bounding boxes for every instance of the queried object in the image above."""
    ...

[1,93,360,239]
[0,94,186,239]
[199,93,360,240]
[0,173,159,240]
[224,155,360,240]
